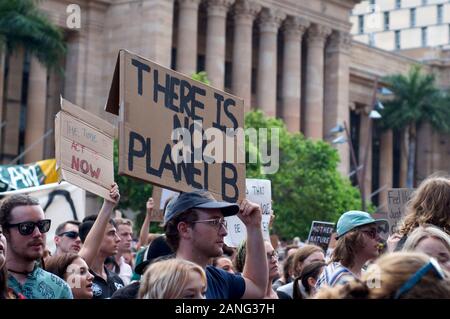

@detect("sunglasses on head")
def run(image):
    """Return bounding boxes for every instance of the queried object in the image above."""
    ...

[5,219,51,236]
[58,231,79,239]
[394,257,446,299]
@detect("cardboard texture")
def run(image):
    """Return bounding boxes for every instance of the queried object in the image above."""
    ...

[224,179,271,247]
[105,50,245,203]
[55,97,115,200]
[150,186,179,222]
[307,221,335,252]
[387,188,415,234]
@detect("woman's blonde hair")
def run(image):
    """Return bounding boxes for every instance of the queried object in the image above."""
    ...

[315,252,450,299]
[138,258,207,299]
[399,175,450,236]
[403,225,450,252]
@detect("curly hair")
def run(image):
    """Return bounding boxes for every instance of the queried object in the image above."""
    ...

[399,175,450,236]
[331,230,366,268]
[0,195,40,229]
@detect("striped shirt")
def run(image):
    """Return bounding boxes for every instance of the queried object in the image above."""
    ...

[315,261,356,289]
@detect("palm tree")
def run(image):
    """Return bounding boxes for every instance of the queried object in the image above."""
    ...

[0,0,66,69]
[380,65,450,187]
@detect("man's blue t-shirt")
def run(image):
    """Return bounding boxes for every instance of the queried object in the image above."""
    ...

[205,266,245,299]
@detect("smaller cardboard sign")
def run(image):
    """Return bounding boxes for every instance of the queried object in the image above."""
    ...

[151,186,179,222]
[307,221,335,252]
[55,97,115,200]
[224,179,271,248]
[387,188,414,234]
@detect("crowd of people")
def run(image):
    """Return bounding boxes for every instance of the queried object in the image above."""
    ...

[0,174,450,299]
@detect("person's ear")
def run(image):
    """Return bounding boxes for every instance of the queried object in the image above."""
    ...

[54,236,60,246]
[177,222,192,240]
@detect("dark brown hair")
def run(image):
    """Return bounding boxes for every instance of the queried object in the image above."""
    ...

[291,244,324,277]
[45,253,80,280]
[293,261,326,299]
[331,230,366,268]
[164,210,199,251]
[0,195,40,229]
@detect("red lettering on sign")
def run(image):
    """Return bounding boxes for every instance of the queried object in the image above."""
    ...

[71,155,101,179]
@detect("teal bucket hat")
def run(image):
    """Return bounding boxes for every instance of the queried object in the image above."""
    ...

[336,210,388,239]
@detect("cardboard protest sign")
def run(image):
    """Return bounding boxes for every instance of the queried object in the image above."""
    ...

[224,179,271,247]
[55,97,115,200]
[151,186,179,222]
[387,188,414,234]
[0,181,86,253]
[0,159,58,192]
[105,50,245,203]
[307,221,335,252]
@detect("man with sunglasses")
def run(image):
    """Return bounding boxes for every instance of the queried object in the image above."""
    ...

[0,195,73,299]
[54,220,82,256]
[164,189,267,299]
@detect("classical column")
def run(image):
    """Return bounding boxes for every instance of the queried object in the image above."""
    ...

[231,0,260,111]
[177,0,201,76]
[256,8,285,117]
[24,57,48,163]
[400,130,408,187]
[281,16,309,132]
[205,0,234,89]
[2,48,24,163]
[304,24,331,140]
[379,129,393,212]
[359,112,372,205]
[324,31,352,174]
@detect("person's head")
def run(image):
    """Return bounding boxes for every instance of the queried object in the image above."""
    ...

[315,252,450,299]
[134,235,173,275]
[54,220,82,255]
[0,195,49,263]
[291,244,325,277]
[332,211,387,268]
[164,190,239,258]
[293,261,326,299]
[213,256,235,274]
[114,218,133,254]
[400,175,450,236]
[138,258,207,299]
[45,253,94,299]
[284,244,298,258]
[79,217,120,258]
[265,241,280,282]
[403,225,450,272]
[0,224,8,298]
[281,253,295,283]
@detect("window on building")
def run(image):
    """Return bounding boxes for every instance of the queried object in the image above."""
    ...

[421,0,427,6]
[369,33,375,46]
[437,4,443,24]
[395,0,401,10]
[358,15,364,34]
[410,8,416,27]
[384,12,390,31]
[395,30,401,49]
[369,0,376,13]
[421,27,427,47]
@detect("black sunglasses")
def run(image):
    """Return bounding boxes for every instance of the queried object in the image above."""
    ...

[5,219,51,236]
[58,231,79,239]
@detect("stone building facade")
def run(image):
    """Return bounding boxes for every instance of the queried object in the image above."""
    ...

[1,0,449,213]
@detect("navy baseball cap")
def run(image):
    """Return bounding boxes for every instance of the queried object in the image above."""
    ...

[163,189,239,225]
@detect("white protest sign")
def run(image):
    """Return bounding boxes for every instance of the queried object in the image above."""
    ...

[224,179,271,247]
[0,181,86,253]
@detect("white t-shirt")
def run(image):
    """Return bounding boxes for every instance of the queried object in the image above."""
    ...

[118,256,133,285]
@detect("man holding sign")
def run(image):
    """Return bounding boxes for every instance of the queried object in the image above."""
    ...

[163,190,267,299]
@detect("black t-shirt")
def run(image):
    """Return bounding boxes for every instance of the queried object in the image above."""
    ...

[110,281,140,299]
[90,267,124,299]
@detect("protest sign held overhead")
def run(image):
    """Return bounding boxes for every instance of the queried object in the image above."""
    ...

[151,186,179,222]
[224,179,271,247]
[105,50,245,203]
[307,221,335,252]
[387,188,414,234]
[55,97,115,200]
[0,159,58,192]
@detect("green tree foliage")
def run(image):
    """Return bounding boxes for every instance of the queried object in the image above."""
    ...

[191,71,210,85]
[0,0,66,70]
[380,65,450,187]
[245,111,362,239]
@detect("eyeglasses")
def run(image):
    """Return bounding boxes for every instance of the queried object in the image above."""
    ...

[5,219,51,236]
[267,251,279,261]
[394,257,446,299]
[360,228,378,240]
[192,218,227,230]
[58,231,79,239]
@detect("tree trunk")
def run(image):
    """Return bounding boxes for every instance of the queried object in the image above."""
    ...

[407,124,416,188]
